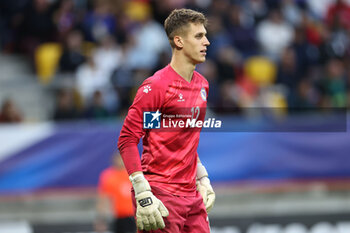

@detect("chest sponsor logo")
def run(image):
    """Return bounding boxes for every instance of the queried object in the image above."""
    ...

[200,87,207,101]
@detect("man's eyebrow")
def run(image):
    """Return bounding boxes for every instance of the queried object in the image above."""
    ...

[195,32,207,36]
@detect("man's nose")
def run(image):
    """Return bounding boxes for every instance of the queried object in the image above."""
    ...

[204,37,210,46]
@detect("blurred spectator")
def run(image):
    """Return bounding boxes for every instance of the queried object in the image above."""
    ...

[220,80,243,109]
[216,46,240,84]
[151,0,173,25]
[206,15,231,60]
[152,50,171,74]
[124,11,169,70]
[290,26,317,76]
[242,0,269,25]
[289,79,319,108]
[208,0,231,26]
[53,89,80,121]
[0,0,31,51]
[92,34,123,77]
[300,12,323,47]
[84,91,110,119]
[75,55,118,112]
[321,0,350,59]
[257,8,294,59]
[95,153,136,233]
[113,13,131,45]
[16,0,56,57]
[276,45,318,108]
[328,27,350,58]
[281,0,303,26]
[227,4,258,57]
[75,56,109,101]
[318,58,347,107]
[317,26,337,64]
[53,0,77,41]
[265,0,281,9]
[0,99,23,123]
[325,0,350,30]
[257,85,288,114]
[231,74,259,109]
[82,0,116,42]
[59,29,86,73]
[307,0,334,19]
[276,47,301,93]
[110,67,134,115]
[347,71,350,108]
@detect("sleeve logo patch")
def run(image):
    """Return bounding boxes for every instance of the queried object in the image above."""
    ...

[143,85,152,93]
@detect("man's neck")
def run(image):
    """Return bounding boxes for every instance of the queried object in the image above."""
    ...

[170,52,196,83]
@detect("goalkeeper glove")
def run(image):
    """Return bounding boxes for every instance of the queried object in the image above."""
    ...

[130,173,169,231]
[196,162,215,213]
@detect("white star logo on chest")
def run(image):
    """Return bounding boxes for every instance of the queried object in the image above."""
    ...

[177,93,185,102]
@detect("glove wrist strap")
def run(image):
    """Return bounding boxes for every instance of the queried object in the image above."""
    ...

[199,176,211,185]
[197,162,208,180]
[129,173,151,195]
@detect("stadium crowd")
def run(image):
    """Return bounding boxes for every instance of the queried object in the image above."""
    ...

[0,0,349,122]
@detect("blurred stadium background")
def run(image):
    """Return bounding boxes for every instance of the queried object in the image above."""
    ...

[1,0,350,232]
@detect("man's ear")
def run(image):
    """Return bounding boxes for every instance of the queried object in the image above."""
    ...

[174,35,183,48]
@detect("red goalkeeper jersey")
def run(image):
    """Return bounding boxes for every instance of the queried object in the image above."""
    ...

[118,65,209,196]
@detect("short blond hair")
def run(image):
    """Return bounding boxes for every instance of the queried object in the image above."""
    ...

[164,9,207,48]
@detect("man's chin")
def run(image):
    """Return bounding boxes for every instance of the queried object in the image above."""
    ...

[195,57,206,64]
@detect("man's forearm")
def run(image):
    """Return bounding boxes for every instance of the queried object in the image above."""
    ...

[119,145,142,175]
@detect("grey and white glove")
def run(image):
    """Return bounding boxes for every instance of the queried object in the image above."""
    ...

[196,163,215,213]
[130,173,169,231]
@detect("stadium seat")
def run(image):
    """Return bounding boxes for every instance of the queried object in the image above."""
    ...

[124,1,151,21]
[34,43,62,84]
[244,56,277,87]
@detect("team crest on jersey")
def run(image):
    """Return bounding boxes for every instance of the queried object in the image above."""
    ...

[200,87,207,101]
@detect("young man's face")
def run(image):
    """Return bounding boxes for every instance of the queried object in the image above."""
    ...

[181,23,210,64]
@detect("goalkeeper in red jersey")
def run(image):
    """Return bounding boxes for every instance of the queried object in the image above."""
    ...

[118,8,215,232]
